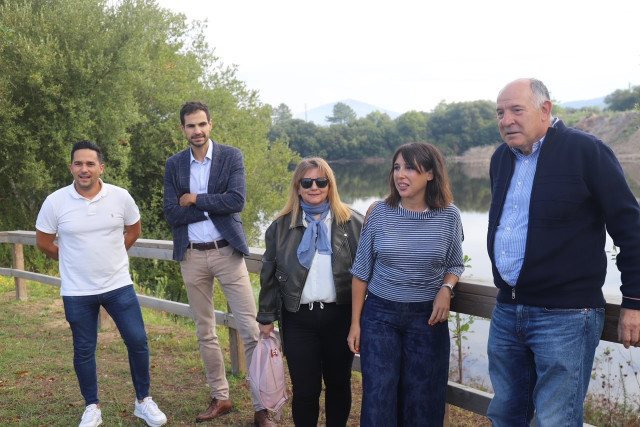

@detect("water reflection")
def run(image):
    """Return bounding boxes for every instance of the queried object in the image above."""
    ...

[331,159,492,212]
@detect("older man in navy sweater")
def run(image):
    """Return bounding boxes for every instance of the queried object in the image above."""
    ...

[486,78,640,426]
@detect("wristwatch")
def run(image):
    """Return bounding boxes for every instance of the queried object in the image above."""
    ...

[441,283,455,298]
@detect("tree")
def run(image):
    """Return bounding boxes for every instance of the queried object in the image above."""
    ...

[326,102,357,125]
[396,110,429,143]
[271,103,293,124]
[428,100,500,154]
[605,86,640,111]
[0,0,297,298]
[269,119,325,158]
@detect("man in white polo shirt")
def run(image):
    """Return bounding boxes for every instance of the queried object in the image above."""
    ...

[35,140,167,427]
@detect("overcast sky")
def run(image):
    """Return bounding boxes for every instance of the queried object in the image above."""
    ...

[156,0,640,115]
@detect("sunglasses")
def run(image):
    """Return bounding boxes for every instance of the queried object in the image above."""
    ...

[300,178,330,189]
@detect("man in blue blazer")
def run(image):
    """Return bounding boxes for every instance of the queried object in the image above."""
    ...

[164,101,275,426]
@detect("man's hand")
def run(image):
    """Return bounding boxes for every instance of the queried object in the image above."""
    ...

[618,308,640,348]
[179,193,197,206]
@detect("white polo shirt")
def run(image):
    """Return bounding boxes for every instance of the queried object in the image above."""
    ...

[36,180,140,296]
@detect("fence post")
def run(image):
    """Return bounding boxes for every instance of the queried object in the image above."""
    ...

[228,303,246,375]
[12,243,27,301]
[97,306,114,329]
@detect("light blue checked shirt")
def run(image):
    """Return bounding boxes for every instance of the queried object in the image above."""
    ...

[494,129,553,286]
[187,141,222,243]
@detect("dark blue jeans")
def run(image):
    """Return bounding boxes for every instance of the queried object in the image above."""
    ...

[360,292,450,427]
[63,285,150,405]
[487,301,604,426]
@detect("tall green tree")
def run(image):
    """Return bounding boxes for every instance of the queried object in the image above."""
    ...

[326,102,357,124]
[605,86,640,111]
[428,100,500,154]
[396,110,429,143]
[269,119,325,158]
[0,0,297,290]
[271,103,293,124]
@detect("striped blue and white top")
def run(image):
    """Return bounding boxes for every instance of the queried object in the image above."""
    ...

[351,201,465,303]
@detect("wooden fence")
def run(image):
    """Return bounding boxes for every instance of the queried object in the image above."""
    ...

[1,230,623,420]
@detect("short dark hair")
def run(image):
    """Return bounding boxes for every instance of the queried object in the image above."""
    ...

[71,140,102,164]
[180,101,211,125]
[385,142,453,209]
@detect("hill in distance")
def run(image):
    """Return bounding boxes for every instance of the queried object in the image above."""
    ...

[559,96,606,109]
[295,99,400,126]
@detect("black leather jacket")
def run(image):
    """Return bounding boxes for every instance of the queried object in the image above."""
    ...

[257,209,363,325]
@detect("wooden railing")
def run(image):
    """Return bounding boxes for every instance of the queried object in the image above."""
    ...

[0,230,624,419]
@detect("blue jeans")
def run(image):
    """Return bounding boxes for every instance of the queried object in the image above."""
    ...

[487,301,604,427]
[360,292,449,427]
[63,285,150,405]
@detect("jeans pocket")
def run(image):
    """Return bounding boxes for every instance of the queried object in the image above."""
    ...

[543,307,591,313]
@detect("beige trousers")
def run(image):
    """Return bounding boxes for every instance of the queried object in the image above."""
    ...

[180,246,261,410]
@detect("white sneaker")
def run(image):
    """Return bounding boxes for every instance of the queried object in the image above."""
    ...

[79,404,102,427]
[134,396,167,427]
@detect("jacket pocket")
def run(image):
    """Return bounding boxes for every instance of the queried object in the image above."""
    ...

[531,174,587,222]
[275,269,288,283]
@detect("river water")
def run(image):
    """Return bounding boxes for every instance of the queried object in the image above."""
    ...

[329,158,640,396]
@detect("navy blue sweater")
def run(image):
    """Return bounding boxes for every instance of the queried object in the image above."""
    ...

[487,120,640,310]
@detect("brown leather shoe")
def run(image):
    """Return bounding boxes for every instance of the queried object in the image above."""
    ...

[254,409,277,426]
[195,398,232,423]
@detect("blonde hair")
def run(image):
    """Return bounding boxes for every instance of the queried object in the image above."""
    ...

[276,157,352,228]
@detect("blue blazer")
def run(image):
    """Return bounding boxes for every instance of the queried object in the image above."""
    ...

[164,140,250,261]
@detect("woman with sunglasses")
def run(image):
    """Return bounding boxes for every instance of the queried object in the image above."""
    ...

[347,142,464,426]
[257,157,363,426]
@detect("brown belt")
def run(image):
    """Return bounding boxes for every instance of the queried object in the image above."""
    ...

[189,239,229,250]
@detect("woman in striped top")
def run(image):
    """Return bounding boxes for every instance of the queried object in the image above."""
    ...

[347,142,464,426]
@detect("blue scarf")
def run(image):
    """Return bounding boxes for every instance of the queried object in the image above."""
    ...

[297,200,333,269]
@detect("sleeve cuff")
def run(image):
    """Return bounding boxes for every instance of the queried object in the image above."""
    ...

[621,296,640,310]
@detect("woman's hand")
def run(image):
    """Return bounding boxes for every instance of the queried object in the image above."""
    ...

[428,287,452,326]
[259,323,274,336]
[347,323,361,354]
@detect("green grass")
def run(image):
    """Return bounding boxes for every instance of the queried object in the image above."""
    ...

[0,277,496,426]
[0,278,278,425]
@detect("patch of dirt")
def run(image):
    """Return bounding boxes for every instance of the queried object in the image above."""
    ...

[573,111,640,158]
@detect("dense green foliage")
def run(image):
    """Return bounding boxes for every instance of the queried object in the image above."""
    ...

[326,102,357,124]
[271,103,293,124]
[269,100,502,160]
[605,85,640,111]
[0,0,297,299]
[270,85,640,161]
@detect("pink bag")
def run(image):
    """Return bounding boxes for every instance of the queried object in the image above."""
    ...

[249,332,288,416]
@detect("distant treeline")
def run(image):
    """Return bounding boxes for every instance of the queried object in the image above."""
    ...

[268,84,640,161]
[269,100,502,160]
